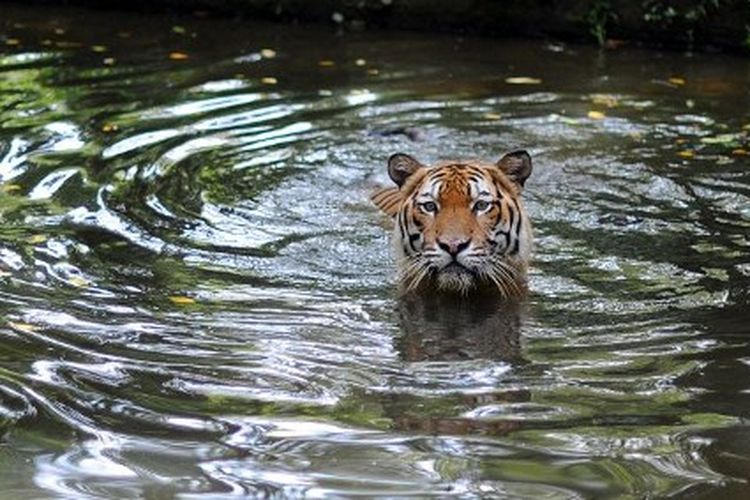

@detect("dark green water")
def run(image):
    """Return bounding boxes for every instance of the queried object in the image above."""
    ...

[1,4,749,498]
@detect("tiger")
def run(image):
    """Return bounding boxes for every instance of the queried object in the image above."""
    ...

[371,151,533,296]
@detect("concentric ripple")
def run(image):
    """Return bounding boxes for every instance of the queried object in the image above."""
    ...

[0,3,749,498]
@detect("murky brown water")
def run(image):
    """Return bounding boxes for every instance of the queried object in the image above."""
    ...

[0,4,749,498]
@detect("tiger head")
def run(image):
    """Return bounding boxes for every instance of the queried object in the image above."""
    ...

[371,151,533,295]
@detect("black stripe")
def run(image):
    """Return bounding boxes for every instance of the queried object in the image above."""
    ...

[397,210,411,253]
[510,198,522,255]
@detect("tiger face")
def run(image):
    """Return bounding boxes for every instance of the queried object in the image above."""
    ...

[371,151,533,295]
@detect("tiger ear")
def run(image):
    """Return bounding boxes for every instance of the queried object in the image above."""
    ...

[388,153,424,188]
[497,150,532,188]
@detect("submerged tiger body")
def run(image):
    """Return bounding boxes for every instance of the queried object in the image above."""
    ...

[371,151,533,296]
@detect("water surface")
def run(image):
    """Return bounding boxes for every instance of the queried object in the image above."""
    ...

[0,4,749,498]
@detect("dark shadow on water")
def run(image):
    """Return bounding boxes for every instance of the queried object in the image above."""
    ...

[395,291,527,363]
[389,292,529,437]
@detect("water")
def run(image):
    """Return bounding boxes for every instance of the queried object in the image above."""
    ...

[0,4,749,497]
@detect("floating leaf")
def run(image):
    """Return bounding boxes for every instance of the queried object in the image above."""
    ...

[669,77,686,86]
[169,51,189,60]
[55,41,82,49]
[8,321,38,333]
[27,234,48,245]
[591,94,619,107]
[170,296,196,305]
[91,45,107,53]
[700,133,740,144]
[261,77,278,85]
[103,57,116,66]
[54,28,66,35]
[68,276,89,288]
[367,69,379,76]
[505,76,542,85]
[483,113,502,120]
[677,150,695,158]
[260,48,276,58]
[172,25,186,35]
[318,60,335,67]
[587,110,606,120]
[102,123,119,133]
[355,58,367,66]
[732,148,749,156]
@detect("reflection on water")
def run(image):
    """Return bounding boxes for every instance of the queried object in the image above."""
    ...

[0,2,749,497]
[396,293,525,363]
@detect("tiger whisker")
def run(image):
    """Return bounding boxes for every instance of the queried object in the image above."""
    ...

[491,260,522,296]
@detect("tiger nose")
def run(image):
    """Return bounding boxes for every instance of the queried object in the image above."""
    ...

[437,237,470,257]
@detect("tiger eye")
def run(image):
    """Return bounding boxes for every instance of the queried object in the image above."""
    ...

[421,201,438,213]
[473,200,491,212]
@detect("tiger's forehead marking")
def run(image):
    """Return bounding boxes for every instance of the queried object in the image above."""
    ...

[417,164,496,200]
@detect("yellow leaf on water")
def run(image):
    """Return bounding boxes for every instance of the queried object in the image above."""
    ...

[261,77,278,85]
[742,124,750,131]
[91,45,107,53]
[5,38,20,46]
[669,77,686,86]
[260,48,276,58]
[170,296,196,305]
[700,134,739,144]
[505,76,542,85]
[68,276,89,288]
[318,60,335,67]
[484,113,502,120]
[102,123,119,133]
[587,110,606,120]
[677,150,695,158]
[103,57,116,66]
[55,41,82,49]
[591,94,619,107]
[732,148,749,156]
[172,25,186,35]
[367,69,379,76]
[27,234,47,245]
[354,58,367,66]
[54,28,66,35]
[169,51,189,60]
[8,321,38,333]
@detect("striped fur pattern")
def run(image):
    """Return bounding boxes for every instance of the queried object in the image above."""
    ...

[372,151,533,295]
